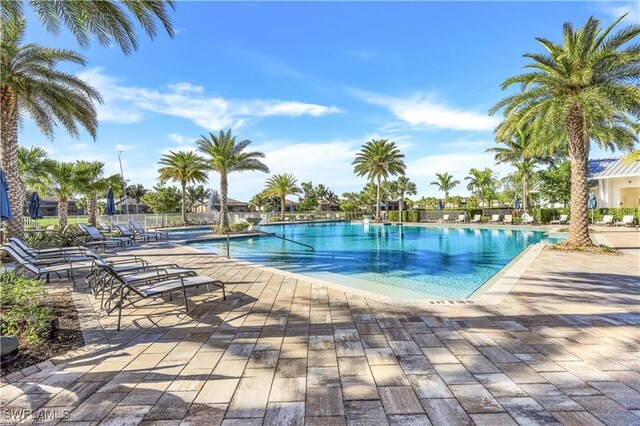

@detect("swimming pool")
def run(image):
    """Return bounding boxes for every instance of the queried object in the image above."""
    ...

[188,222,554,300]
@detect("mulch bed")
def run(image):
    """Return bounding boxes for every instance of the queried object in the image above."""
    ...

[1,288,84,376]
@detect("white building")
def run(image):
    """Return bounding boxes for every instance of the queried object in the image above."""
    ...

[589,157,640,208]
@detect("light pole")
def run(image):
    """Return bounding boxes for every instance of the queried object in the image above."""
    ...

[117,150,129,215]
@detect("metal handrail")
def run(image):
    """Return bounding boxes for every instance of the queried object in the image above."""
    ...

[257,230,315,253]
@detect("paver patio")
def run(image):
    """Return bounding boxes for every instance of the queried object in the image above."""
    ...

[1,227,639,425]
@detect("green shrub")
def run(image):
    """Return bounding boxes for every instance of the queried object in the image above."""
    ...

[0,272,52,345]
[229,222,250,231]
[25,232,76,249]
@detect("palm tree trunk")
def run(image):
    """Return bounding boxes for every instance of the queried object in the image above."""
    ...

[181,180,187,224]
[58,196,69,229]
[522,179,528,213]
[375,176,381,221]
[445,191,448,210]
[88,194,97,227]
[565,102,593,248]
[219,172,229,234]
[280,194,285,220]
[0,85,24,240]
[399,190,404,223]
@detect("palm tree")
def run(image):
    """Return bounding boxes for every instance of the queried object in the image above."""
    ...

[315,184,329,212]
[126,184,148,214]
[395,176,417,222]
[42,161,80,229]
[17,146,50,212]
[249,192,268,212]
[76,161,121,227]
[487,131,540,211]
[264,174,301,220]
[158,151,208,224]
[324,190,340,212]
[0,21,101,238]
[2,1,175,56]
[185,185,213,213]
[352,139,406,221]
[430,172,460,208]
[465,168,495,207]
[491,15,639,248]
[197,130,269,233]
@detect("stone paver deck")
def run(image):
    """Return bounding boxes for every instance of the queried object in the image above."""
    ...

[1,227,639,425]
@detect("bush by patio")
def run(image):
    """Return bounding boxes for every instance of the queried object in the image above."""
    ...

[0,272,52,345]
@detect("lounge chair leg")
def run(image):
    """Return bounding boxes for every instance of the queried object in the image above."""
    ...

[46,273,50,283]
[117,287,124,331]
[182,287,189,312]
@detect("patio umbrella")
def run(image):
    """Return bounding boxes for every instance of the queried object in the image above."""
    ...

[437,199,443,211]
[105,187,116,231]
[28,191,42,219]
[588,193,597,223]
[0,168,11,222]
[513,195,521,210]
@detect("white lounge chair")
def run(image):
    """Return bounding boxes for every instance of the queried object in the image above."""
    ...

[522,213,535,224]
[503,214,513,224]
[614,215,635,227]
[550,214,568,225]
[488,214,501,224]
[470,214,481,223]
[441,214,450,223]
[454,214,466,223]
[595,215,614,226]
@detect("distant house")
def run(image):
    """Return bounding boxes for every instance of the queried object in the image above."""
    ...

[588,157,640,208]
[115,197,150,214]
[35,197,85,217]
[193,198,250,213]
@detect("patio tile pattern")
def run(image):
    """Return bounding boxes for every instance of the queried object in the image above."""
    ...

[1,228,639,425]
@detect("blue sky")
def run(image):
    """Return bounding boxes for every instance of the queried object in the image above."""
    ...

[21,1,639,201]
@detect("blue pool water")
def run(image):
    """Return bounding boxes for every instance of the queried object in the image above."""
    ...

[188,222,554,300]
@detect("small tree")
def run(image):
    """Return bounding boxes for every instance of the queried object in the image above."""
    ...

[264,174,301,220]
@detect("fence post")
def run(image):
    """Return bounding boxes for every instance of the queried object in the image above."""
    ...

[226,234,230,259]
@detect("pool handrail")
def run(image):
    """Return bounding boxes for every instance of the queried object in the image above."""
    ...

[257,230,315,253]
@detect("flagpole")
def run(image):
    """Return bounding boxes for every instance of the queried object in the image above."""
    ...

[118,150,129,215]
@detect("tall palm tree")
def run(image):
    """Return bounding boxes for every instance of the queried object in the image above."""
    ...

[0,20,101,238]
[487,131,539,211]
[17,146,50,213]
[352,139,406,221]
[42,161,80,229]
[249,192,268,212]
[1,1,175,56]
[491,15,640,248]
[126,183,148,214]
[197,130,269,233]
[430,172,460,208]
[264,174,301,221]
[315,184,329,212]
[395,176,417,222]
[158,151,208,224]
[465,168,495,207]
[76,161,121,227]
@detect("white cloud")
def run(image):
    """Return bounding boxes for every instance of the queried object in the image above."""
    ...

[167,133,195,145]
[353,89,499,132]
[78,68,342,129]
[115,143,138,152]
[597,1,639,23]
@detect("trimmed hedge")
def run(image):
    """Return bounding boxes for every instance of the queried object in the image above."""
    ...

[533,207,640,223]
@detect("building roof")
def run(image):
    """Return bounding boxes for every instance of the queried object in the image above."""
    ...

[588,157,640,179]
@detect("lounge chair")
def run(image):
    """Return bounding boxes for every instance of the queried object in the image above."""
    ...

[614,215,635,227]
[129,221,169,241]
[470,214,481,223]
[441,214,450,223]
[114,223,141,241]
[98,220,112,233]
[522,213,535,224]
[488,214,501,224]
[454,214,466,223]
[3,241,92,267]
[503,214,513,224]
[595,215,614,226]
[92,259,226,330]
[8,237,90,258]
[78,224,131,248]
[1,246,95,285]
[550,214,568,225]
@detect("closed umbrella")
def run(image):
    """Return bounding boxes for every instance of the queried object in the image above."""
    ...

[513,195,521,210]
[588,193,597,223]
[0,168,11,222]
[437,199,443,211]
[105,187,116,231]
[28,192,42,219]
